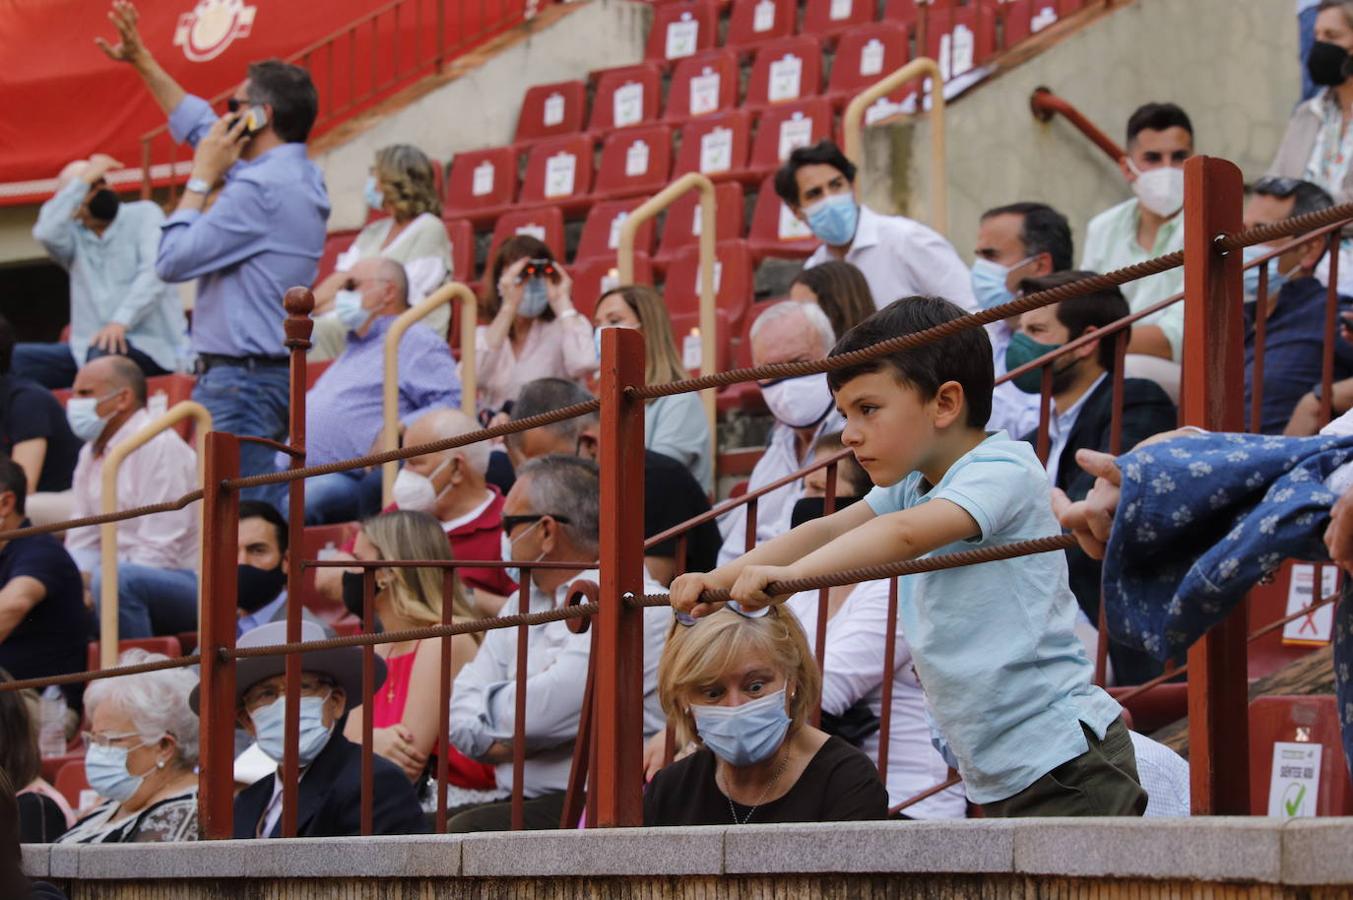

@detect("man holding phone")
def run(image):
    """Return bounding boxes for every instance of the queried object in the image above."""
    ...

[97,1,330,488]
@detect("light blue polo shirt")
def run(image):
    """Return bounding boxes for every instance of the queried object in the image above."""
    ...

[865,431,1122,803]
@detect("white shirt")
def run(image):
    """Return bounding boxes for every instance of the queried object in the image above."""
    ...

[1044,374,1107,486]
[448,568,669,797]
[716,413,843,566]
[805,205,977,313]
[65,408,200,573]
[986,323,1041,439]
[1128,731,1190,817]
[787,581,966,819]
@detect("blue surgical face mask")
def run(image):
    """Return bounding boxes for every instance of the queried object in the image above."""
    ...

[334,288,372,332]
[251,692,333,766]
[692,687,792,767]
[804,193,859,247]
[85,740,154,803]
[970,256,1034,311]
[65,392,118,443]
[363,176,385,212]
[1242,244,1292,302]
[500,520,543,587]
[519,278,550,318]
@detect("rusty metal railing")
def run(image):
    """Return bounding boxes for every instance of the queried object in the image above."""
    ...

[1029,86,1126,165]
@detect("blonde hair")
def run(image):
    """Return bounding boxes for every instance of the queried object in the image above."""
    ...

[596,285,689,388]
[360,510,480,640]
[657,606,821,747]
[373,144,441,221]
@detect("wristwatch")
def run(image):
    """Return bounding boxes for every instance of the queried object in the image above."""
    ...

[185,177,212,195]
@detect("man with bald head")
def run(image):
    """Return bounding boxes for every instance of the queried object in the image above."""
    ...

[23,153,183,389]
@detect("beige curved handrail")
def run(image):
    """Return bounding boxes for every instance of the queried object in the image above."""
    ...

[842,57,947,234]
[99,401,212,668]
[616,172,718,454]
[383,281,479,504]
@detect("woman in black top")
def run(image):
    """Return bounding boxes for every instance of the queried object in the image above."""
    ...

[0,669,72,843]
[645,604,888,826]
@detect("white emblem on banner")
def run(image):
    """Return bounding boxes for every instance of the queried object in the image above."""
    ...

[939,24,975,81]
[683,329,702,371]
[543,93,565,127]
[666,14,700,59]
[544,153,576,198]
[1283,564,1338,645]
[694,260,723,295]
[777,113,814,161]
[625,141,650,177]
[778,203,812,240]
[689,70,721,116]
[1267,741,1321,818]
[865,96,903,126]
[829,0,852,21]
[1032,6,1058,32]
[699,127,733,173]
[516,223,547,241]
[613,82,645,128]
[768,54,804,103]
[174,0,256,63]
[472,161,495,197]
[860,38,885,76]
[607,212,630,250]
[753,0,776,33]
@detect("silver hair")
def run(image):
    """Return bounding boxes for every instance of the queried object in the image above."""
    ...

[749,300,836,355]
[413,407,489,476]
[84,649,200,769]
[516,455,600,556]
[506,378,599,448]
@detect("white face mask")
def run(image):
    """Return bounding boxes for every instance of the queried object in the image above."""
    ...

[760,372,833,429]
[1128,159,1185,218]
[391,457,452,513]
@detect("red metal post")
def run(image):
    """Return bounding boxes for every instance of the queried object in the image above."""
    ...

[1096,330,1129,686]
[594,326,648,826]
[1035,365,1053,465]
[812,461,837,727]
[360,568,375,836]
[197,432,241,840]
[876,577,899,786]
[512,567,529,830]
[1321,233,1339,427]
[1181,155,1250,815]
[744,497,758,553]
[1250,266,1269,434]
[435,568,455,833]
[1029,87,1128,165]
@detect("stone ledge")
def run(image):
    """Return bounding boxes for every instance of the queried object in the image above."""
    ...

[460,827,725,877]
[21,844,50,878]
[724,821,1015,875]
[1281,819,1353,885]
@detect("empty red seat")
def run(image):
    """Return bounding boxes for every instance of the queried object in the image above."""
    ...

[725,0,797,51]
[654,180,746,274]
[665,49,741,122]
[594,126,673,201]
[297,523,360,621]
[514,79,588,149]
[518,135,595,214]
[588,63,664,133]
[55,760,92,812]
[1246,560,1336,681]
[673,110,753,183]
[315,230,360,284]
[486,206,568,270]
[571,253,655,319]
[444,217,476,286]
[443,146,519,227]
[142,373,198,441]
[926,1,996,82]
[669,307,735,376]
[575,198,658,267]
[745,36,824,110]
[802,0,875,41]
[645,0,719,63]
[1248,696,1353,816]
[664,239,755,329]
[747,174,819,259]
[825,22,911,108]
[745,97,835,181]
[1001,0,1084,48]
[87,636,184,671]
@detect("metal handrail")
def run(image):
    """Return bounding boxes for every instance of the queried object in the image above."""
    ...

[99,401,212,667]
[842,57,947,234]
[1029,86,1126,165]
[382,281,479,504]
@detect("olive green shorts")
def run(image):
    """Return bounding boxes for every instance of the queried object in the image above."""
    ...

[980,718,1148,817]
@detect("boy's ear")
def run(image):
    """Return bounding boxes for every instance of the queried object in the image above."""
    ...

[933,380,967,429]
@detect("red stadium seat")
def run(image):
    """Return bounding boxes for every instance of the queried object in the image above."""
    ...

[443,146,519,227]
[574,198,658,267]
[40,752,83,788]
[745,36,824,110]
[444,217,476,286]
[669,307,735,377]
[87,636,184,671]
[315,230,360,284]
[306,358,333,391]
[802,0,876,42]
[745,97,835,181]
[664,50,741,122]
[518,135,595,214]
[724,0,797,52]
[55,760,92,812]
[571,253,654,319]
[588,63,664,133]
[593,126,673,201]
[1001,0,1085,48]
[1248,696,1353,816]
[486,207,568,278]
[825,22,912,109]
[747,174,819,260]
[653,181,746,274]
[1246,560,1337,681]
[145,373,198,441]
[664,239,755,329]
[672,110,753,183]
[926,1,996,82]
[645,1,719,63]
[514,79,588,149]
[297,523,360,621]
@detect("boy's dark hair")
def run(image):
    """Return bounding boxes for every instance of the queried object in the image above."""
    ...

[1251,175,1335,219]
[1017,271,1131,372]
[0,315,12,375]
[1126,102,1193,146]
[827,296,993,428]
[238,499,288,556]
[773,140,858,207]
[247,60,319,143]
[0,456,25,516]
[979,202,1074,272]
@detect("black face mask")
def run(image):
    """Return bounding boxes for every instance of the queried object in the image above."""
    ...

[1308,40,1351,87]
[86,188,120,223]
[790,494,865,530]
[340,571,384,632]
[237,563,286,614]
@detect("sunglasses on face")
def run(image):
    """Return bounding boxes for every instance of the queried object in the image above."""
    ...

[502,513,572,535]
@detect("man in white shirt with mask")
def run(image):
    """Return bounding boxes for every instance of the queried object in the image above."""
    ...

[717,301,844,565]
[781,140,976,312]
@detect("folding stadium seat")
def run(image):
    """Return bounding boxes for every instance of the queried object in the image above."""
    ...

[925,1,996,82]
[444,217,476,287]
[298,523,361,621]
[145,373,198,441]
[801,0,875,43]
[664,49,740,123]
[593,126,674,201]
[744,36,825,110]
[744,97,835,182]
[305,358,333,391]
[825,22,911,110]
[315,230,360,284]
[1000,1,1085,49]
[442,146,519,227]
[672,110,753,183]
[1248,696,1353,816]
[587,63,664,133]
[746,174,818,259]
[574,198,658,267]
[882,0,919,27]
[55,760,92,812]
[571,253,655,319]
[653,180,746,274]
[518,135,595,215]
[486,206,568,269]
[513,79,588,150]
[664,239,755,330]
[645,0,720,64]
[724,0,797,53]
[1245,560,1338,681]
[669,307,735,376]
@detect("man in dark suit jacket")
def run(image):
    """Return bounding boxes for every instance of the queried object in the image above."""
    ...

[1014,272,1179,685]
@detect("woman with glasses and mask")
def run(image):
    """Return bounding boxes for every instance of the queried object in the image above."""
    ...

[645,603,887,826]
[340,511,500,809]
[55,650,199,844]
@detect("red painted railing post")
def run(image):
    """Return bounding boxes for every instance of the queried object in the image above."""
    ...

[595,325,647,827]
[1181,156,1250,815]
[197,431,241,839]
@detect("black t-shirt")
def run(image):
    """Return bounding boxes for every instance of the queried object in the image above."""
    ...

[0,375,81,492]
[644,449,720,573]
[643,735,889,826]
[0,527,88,704]
[18,791,68,843]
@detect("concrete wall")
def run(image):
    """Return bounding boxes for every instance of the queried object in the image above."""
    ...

[862,0,1300,261]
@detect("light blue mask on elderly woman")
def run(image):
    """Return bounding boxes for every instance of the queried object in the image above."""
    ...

[692,687,792,767]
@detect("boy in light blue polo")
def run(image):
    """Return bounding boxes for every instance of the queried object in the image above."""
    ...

[671,296,1145,816]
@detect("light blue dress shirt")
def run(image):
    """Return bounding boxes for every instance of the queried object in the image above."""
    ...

[864,431,1121,803]
[238,590,287,638]
[157,94,330,358]
[32,180,184,372]
[644,392,712,491]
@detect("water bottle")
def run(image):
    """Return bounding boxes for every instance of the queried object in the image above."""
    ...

[39,685,68,758]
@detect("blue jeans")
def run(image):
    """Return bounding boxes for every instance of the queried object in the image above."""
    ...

[264,468,383,525]
[12,341,170,390]
[94,564,198,639]
[193,363,291,499]
[1301,4,1319,103]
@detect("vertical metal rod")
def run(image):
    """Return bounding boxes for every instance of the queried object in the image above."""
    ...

[436,568,455,833]
[664,534,688,768]
[1035,364,1053,465]
[361,568,375,836]
[812,462,837,727]
[877,577,899,787]
[512,564,529,831]
[744,497,758,554]
[1250,266,1269,434]
[1095,329,1129,687]
[1321,233,1339,427]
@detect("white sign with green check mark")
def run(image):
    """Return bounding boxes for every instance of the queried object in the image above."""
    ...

[1267,741,1322,818]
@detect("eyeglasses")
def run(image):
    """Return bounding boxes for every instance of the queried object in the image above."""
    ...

[81,730,158,750]
[242,679,333,714]
[501,513,571,535]
[674,601,772,627]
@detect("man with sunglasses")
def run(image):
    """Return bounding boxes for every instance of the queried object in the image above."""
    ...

[98,1,329,488]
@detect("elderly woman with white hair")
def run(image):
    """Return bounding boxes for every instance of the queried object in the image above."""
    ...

[55,650,199,843]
